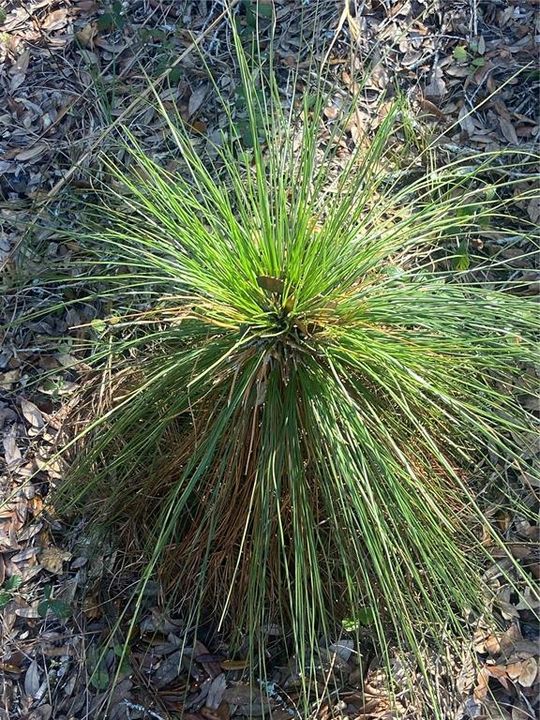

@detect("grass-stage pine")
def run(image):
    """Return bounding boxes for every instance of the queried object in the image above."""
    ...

[34,39,539,711]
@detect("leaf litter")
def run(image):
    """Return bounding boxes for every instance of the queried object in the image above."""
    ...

[1,1,538,719]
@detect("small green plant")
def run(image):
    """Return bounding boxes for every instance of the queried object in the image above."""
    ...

[0,575,22,609]
[38,585,71,619]
[29,25,539,713]
[342,607,375,632]
[453,41,486,72]
[97,1,126,32]
[242,0,274,24]
[88,643,131,691]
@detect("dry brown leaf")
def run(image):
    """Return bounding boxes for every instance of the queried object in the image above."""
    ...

[419,97,446,121]
[518,657,538,687]
[14,144,48,163]
[10,49,30,75]
[42,9,68,31]
[24,659,40,697]
[40,546,72,574]
[473,667,489,700]
[484,634,501,655]
[424,65,447,99]
[499,117,519,145]
[188,119,208,134]
[76,22,98,48]
[20,398,44,429]
[323,105,339,120]
[458,104,476,135]
[506,661,523,680]
[188,85,208,118]
[486,664,509,680]
[3,425,22,466]
[205,673,226,710]
[82,592,101,619]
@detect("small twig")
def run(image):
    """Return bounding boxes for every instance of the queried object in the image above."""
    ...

[122,699,166,720]
[321,0,360,69]
[470,0,478,38]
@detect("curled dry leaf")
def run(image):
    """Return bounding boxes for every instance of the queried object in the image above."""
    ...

[3,425,22,466]
[205,672,227,710]
[424,64,447,99]
[9,49,30,75]
[14,144,48,163]
[499,117,519,145]
[188,85,209,119]
[41,9,69,31]
[458,104,476,135]
[40,546,72,574]
[518,657,538,688]
[24,659,40,697]
[76,22,98,48]
[20,398,44,429]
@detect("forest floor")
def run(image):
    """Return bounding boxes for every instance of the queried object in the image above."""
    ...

[0,1,538,719]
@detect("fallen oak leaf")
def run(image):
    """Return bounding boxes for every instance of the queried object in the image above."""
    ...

[24,659,40,697]
[506,661,523,680]
[20,398,44,429]
[3,425,22,466]
[220,659,248,671]
[187,85,208,119]
[418,97,446,121]
[485,664,511,690]
[499,117,519,145]
[9,49,30,75]
[14,144,48,163]
[76,21,98,48]
[518,657,538,687]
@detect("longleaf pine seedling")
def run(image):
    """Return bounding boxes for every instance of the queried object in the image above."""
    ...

[37,23,538,716]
